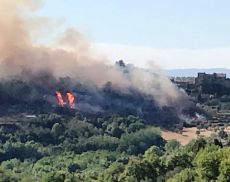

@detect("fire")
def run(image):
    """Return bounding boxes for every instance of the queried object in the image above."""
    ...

[66,92,75,109]
[55,91,64,107]
[55,91,75,109]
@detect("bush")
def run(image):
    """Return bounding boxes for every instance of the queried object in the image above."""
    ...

[118,127,164,154]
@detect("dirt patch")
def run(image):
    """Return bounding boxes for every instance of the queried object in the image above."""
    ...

[161,127,214,145]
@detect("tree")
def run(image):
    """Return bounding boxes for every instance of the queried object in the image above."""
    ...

[184,138,207,156]
[118,157,159,182]
[67,163,81,173]
[118,127,164,155]
[144,146,162,161]
[218,129,228,139]
[51,123,64,138]
[165,152,193,171]
[218,158,230,182]
[167,168,197,182]
[165,140,181,153]
[196,130,200,136]
[98,162,125,182]
[194,145,222,181]
[42,172,66,182]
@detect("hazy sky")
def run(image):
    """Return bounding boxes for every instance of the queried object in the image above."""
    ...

[37,0,230,69]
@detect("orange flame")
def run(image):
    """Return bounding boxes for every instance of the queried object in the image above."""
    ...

[55,91,64,107]
[66,92,75,109]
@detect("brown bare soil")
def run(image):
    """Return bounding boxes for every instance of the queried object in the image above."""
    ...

[161,127,214,145]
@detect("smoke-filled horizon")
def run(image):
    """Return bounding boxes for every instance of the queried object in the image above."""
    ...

[0,0,187,107]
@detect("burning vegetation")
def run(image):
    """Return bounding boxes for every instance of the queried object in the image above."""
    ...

[0,0,195,127]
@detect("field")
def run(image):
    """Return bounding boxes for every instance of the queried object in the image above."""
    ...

[161,127,214,145]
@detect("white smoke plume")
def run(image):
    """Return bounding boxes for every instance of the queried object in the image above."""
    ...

[0,0,184,107]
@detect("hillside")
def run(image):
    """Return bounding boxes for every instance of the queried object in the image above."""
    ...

[0,63,193,128]
[0,71,229,181]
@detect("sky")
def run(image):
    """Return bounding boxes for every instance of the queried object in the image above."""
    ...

[36,0,230,69]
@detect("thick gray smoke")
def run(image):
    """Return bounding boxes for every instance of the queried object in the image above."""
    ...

[0,0,185,107]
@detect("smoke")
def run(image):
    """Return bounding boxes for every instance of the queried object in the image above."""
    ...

[0,0,186,107]
[128,62,180,106]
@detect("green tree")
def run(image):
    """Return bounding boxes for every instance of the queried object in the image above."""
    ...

[194,145,222,181]
[42,171,66,182]
[218,158,230,182]
[184,138,207,156]
[167,168,197,182]
[118,127,164,155]
[98,162,125,182]
[165,152,193,171]
[165,140,181,153]
[51,123,64,138]
[118,157,158,182]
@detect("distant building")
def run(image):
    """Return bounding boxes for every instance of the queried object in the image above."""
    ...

[173,77,196,84]
[196,72,227,85]
[195,72,230,96]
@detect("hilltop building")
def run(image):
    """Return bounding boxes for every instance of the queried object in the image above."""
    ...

[195,72,227,85]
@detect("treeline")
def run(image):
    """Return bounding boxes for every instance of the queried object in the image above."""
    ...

[0,137,230,181]
[0,114,166,181]
[0,114,229,181]
[99,139,230,182]
[0,114,164,159]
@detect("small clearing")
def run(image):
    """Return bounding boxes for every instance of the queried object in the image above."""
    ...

[161,127,214,145]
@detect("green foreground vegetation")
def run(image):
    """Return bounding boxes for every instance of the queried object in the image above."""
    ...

[0,114,229,182]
